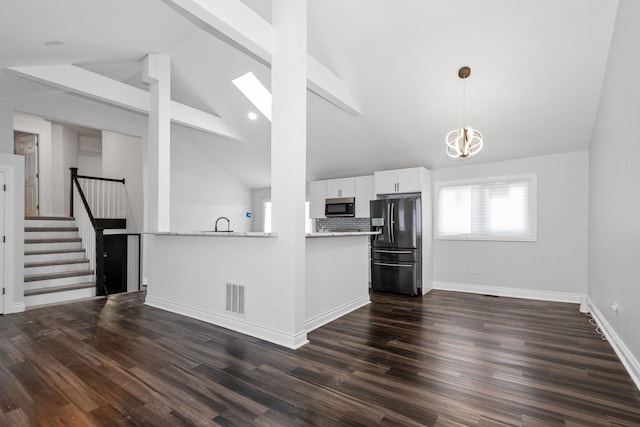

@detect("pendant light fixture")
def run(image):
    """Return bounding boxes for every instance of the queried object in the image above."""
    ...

[445,66,483,158]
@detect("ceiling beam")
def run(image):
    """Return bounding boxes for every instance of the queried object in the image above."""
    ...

[6,64,244,141]
[164,0,362,116]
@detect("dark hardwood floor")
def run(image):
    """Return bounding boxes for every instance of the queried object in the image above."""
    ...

[0,290,639,426]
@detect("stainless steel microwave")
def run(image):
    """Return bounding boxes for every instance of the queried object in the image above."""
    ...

[325,197,355,217]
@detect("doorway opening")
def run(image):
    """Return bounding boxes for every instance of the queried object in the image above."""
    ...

[14,131,39,217]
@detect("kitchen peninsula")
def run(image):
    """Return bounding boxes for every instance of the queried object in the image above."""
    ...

[145,230,378,349]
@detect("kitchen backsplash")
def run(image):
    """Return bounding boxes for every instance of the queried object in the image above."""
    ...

[315,217,370,232]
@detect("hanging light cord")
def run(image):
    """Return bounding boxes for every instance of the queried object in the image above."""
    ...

[461,76,466,129]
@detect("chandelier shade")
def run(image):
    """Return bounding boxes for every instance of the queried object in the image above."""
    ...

[445,127,483,158]
[446,66,483,159]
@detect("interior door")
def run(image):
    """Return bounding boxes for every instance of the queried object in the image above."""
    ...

[14,134,39,217]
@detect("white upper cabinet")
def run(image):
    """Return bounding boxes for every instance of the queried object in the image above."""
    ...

[309,180,327,218]
[374,171,398,194]
[374,167,424,194]
[355,175,375,217]
[326,177,355,198]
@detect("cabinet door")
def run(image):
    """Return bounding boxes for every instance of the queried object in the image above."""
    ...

[374,171,398,194]
[397,168,422,193]
[327,177,355,198]
[309,180,327,218]
[355,175,375,217]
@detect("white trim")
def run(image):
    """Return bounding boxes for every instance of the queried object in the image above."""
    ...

[145,296,309,349]
[588,297,640,392]
[0,163,18,314]
[432,281,583,303]
[305,295,370,333]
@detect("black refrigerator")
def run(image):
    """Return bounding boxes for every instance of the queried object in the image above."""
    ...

[370,196,422,296]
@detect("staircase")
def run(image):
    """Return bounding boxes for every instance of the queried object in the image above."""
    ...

[24,217,96,308]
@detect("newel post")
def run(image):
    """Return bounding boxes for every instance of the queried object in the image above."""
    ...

[70,167,78,217]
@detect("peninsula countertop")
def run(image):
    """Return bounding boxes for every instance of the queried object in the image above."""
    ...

[149,231,380,238]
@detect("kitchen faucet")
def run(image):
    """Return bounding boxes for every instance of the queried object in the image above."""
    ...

[214,216,231,232]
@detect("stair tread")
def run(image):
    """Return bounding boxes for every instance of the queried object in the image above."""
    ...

[25,227,79,232]
[25,216,74,221]
[24,282,94,296]
[25,238,82,243]
[25,248,85,255]
[25,259,90,268]
[25,269,94,282]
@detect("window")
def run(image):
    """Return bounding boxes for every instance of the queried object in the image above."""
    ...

[263,201,272,233]
[435,175,537,241]
[263,201,312,233]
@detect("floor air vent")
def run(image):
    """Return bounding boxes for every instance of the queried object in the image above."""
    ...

[226,283,245,316]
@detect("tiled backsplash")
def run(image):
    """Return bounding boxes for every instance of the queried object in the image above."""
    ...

[315,217,370,232]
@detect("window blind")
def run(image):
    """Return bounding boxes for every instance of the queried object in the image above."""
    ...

[436,175,536,241]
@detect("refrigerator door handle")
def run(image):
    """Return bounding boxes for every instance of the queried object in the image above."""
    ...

[373,249,413,254]
[390,202,395,243]
[373,262,413,268]
[387,203,392,242]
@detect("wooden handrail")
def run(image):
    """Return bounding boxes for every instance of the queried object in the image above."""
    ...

[76,174,125,184]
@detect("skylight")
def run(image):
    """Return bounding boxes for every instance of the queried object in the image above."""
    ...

[232,72,272,121]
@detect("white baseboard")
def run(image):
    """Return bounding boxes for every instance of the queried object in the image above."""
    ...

[12,302,26,313]
[432,281,583,303]
[305,295,370,333]
[145,296,309,349]
[588,297,640,392]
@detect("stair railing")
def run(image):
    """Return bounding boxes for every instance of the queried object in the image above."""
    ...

[70,168,115,297]
[70,168,126,220]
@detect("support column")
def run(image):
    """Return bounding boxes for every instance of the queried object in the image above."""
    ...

[271,0,308,346]
[142,53,171,232]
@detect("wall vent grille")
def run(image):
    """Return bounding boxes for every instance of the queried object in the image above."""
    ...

[226,283,245,316]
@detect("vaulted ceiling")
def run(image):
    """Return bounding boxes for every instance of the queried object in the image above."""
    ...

[0,0,619,189]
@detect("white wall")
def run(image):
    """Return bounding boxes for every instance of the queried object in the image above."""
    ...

[77,135,102,177]
[588,0,640,382]
[251,187,271,232]
[306,236,370,330]
[102,130,143,233]
[78,154,102,177]
[51,124,79,216]
[432,151,589,300]
[146,235,302,347]
[171,134,252,232]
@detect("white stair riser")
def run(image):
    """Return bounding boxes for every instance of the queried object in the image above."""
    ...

[24,251,86,263]
[25,230,79,240]
[25,287,96,308]
[25,262,90,276]
[25,220,75,228]
[25,274,95,291]
[25,241,83,251]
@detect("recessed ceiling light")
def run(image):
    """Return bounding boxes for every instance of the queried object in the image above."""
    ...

[232,72,272,121]
[248,112,258,120]
[44,40,64,47]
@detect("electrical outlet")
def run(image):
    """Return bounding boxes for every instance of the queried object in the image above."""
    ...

[611,302,619,314]
[470,267,480,274]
